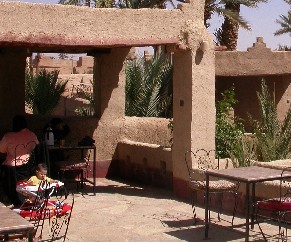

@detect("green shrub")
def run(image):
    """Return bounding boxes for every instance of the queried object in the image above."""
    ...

[25,69,68,115]
[215,86,245,159]
[74,80,95,116]
[249,79,291,162]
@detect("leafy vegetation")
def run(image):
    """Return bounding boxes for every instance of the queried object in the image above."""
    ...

[205,0,268,50]
[25,69,68,115]
[215,86,245,160]
[274,0,291,37]
[248,80,291,162]
[228,134,256,167]
[74,80,95,116]
[217,80,291,167]
[167,118,173,147]
[125,54,173,118]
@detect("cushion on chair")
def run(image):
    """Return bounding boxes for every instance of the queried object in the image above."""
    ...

[57,160,88,171]
[189,179,237,192]
[257,197,291,211]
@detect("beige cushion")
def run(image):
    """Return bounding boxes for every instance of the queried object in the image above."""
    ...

[57,159,88,170]
[188,179,237,192]
[254,159,291,170]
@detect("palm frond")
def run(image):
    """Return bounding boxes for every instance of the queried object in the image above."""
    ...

[274,12,291,36]
[218,8,251,30]
[249,79,291,162]
[125,54,173,118]
[25,69,68,115]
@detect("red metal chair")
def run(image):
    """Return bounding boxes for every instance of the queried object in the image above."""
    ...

[57,158,89,190]
[255,167,291,241]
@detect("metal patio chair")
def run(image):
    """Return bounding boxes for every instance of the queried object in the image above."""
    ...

[255,167,291,241]
[14,180,73,242]
[184,149,239,224]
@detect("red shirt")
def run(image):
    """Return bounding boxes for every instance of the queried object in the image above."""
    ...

[0,128,39,166]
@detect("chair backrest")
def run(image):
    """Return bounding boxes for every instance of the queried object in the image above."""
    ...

[14,141,38,182]
[25,181,72,241]
[185,149,218,180]
[280,167,291,202]
[184,150,195,179]
[195,149,218,172]
[14,141,38,166]
[49,193,75,242]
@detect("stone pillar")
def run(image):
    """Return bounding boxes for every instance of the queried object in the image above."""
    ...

[91,48,131,161]
[0,49,27,132]
[171,24,216,197]
[93,48,131,121]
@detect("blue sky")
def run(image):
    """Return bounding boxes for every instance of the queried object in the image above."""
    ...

[3,0,290,51]
[209,0,290,50]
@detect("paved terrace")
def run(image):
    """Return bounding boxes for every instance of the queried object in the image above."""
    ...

[0,178,283,241]
[51,178,282,242]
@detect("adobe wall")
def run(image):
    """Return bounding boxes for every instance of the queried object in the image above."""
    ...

[117,139,172,188]
[216,37,291,127]
[0,0,215,200]
[33,55,94,75]
[216,37,291,76]
[0,1,203,48]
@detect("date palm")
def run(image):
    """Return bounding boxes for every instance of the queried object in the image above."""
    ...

[219,0,268,50]
[125,54,173,118]
[204,0,249,29]
[274,0,291,37]
[58,0,91,7]
[117,0,168,8]
[59,0,114,7]
[25,69,68,115]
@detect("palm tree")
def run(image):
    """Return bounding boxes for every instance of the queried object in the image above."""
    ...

[25,69,68,115]
[125,54,173,118]
[204,0,249,29]
[218,0,268,50]
[58,0,91,7]
[204,0,268,50]
[116,0,173,8]
[274,0,291,37]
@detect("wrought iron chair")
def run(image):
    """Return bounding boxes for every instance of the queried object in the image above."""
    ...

[48,192,74,241]
[14,141,39,182]
[57,155,89,190]
[14,180,73,242]
[184,149,239,224]
[255,167,291,241]
[3,141,39,206]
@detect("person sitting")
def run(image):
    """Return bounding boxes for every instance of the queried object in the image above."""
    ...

[43,118,70,146]
[43,118,70,178]
[27,163,58,186]
[0,115,39,206]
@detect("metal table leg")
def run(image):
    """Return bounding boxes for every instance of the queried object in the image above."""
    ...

[251,182,256,229]
[245,183,250,242]
[204,174,210,239]
[93,146,96,195]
